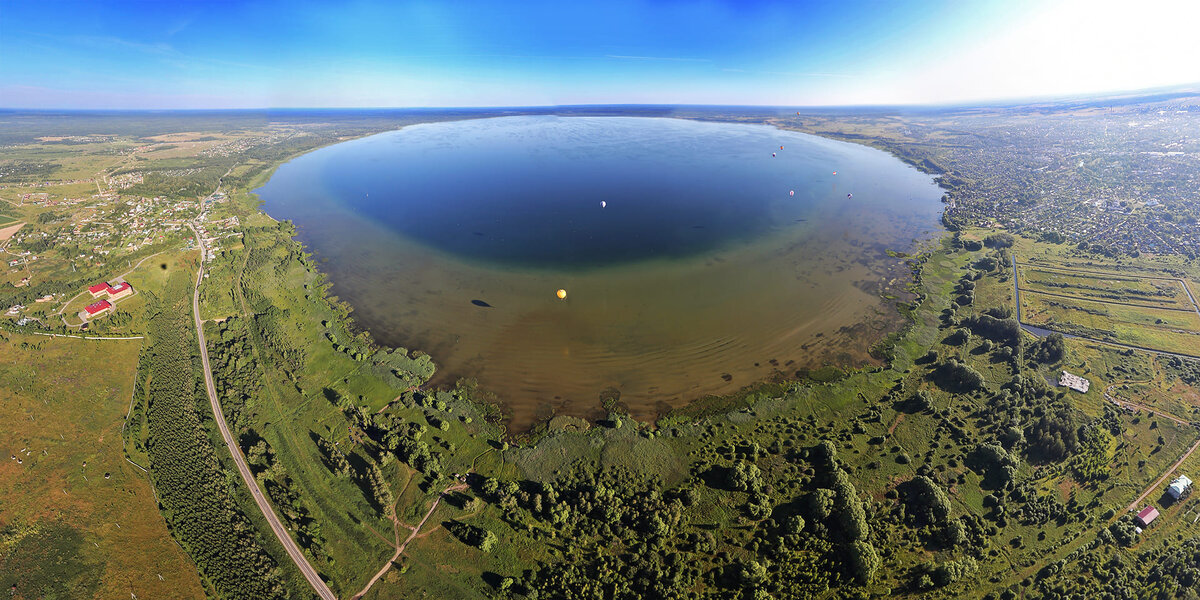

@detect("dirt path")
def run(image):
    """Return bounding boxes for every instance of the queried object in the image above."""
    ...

[0,221,25,242]
[30,332,143,341]
[1101,380,1200,512]
[351,481,469,600]
[1124,436,1200,514]
[1104,382,1193,427]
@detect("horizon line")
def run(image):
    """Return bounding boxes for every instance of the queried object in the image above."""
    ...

[4,81,1199,114]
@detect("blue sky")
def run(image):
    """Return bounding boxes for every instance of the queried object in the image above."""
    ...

[2,0,1199,109]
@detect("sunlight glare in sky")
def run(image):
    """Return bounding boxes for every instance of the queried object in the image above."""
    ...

[0,0,1197,108]
[869,0,1200,105]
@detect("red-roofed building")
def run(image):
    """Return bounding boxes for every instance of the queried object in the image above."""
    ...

[86,281,134,300]
[84,299,112,319]
[1136,506,1159,528]
[107,281,133,300]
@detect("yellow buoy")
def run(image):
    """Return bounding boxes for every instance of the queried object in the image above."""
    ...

[556,289,567,299]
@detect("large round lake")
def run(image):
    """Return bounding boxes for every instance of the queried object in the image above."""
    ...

[256,116,944,428]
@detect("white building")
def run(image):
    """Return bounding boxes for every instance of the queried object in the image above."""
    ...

[1168,475,1192,501]
[1059,371,1090,393]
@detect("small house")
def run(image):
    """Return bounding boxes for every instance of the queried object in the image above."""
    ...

[1136,506,1159,528]
[1168,475,1193,501]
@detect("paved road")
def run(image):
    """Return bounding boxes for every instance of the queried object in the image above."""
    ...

[1181,279,1200,321]
[189,224,338,600]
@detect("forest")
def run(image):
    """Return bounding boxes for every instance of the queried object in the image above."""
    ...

[141,269,288,599]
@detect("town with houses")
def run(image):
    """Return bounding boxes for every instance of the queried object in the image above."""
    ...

[787,95,1200,257]
[929,107,1200,255]
[1,178,238,330]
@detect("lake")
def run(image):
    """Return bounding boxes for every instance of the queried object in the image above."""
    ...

[256,116,945,429]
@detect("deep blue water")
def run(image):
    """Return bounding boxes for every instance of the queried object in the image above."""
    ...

[257,116,938,270]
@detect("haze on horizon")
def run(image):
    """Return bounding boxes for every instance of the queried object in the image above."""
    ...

[2,0,1199,110]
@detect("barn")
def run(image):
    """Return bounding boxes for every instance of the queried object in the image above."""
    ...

[1135,506,1159,528]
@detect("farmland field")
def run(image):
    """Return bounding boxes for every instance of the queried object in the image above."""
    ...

[1019,265,1196,310]
[1009,251,1200,358]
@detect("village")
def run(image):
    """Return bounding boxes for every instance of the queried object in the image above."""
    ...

[1,179,239,329]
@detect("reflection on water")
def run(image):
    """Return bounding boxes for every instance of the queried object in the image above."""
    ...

[256,116,944,429]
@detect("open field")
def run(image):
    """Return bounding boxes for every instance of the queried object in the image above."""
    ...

[0,330,205,600]
[0,221,23,241]
[1013,254,1200,358]
[1020,291,1200,356]
[1019,265,1197,310]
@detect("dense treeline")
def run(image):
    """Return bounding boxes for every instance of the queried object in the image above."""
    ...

[445,520,497,552]
[127,167,225,199]
[1026,534,1200,599]
[143,271,287,599]
[1028,333,1066,364]
[978,373,1081,463]
[0,159,61,182]
[254,307,308,372]
[207,316,262,431]
[461,434,894,600]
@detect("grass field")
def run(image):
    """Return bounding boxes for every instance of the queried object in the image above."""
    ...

[1020,291,1200,356]
[987,232,1200,358]
[1019,265,1195,310]
[0,331,205,600]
